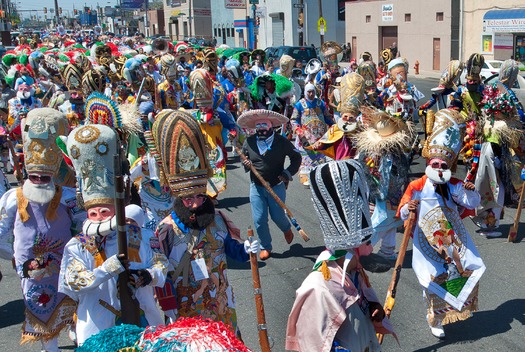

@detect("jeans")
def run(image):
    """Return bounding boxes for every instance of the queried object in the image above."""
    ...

[250,182,291,251]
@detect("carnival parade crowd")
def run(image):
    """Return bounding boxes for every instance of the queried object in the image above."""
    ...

[0,27,524,352]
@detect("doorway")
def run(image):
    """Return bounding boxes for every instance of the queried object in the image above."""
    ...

[433,38,440,70]
[380,26,398,58]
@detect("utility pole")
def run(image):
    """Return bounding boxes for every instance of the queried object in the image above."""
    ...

[318,0,324,45]
[144,0,148,37]
[252,4,257,49]
[188,0,192,38]
[54,0,59,25]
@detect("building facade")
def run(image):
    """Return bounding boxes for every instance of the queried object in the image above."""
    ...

[257,0,345,49]
[345,0,457,72]
[345,0,525,72]
[163,0,212,41]
[467,2,525,62]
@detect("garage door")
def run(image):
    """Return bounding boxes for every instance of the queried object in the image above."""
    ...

[272,14,284,46]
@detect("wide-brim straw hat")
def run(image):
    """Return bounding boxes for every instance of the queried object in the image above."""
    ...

[237,109,288,129]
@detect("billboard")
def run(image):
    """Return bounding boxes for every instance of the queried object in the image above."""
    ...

[121,0,146,9]
[225,0,246,9]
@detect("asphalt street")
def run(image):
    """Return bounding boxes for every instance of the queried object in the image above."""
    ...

[1,74,524,351]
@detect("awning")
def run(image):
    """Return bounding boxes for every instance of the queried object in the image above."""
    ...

[483,9,525,33]
[483,9,525,20]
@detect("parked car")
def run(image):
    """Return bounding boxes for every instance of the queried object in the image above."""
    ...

[266,46,318,66]
[484,73,525,105]
[459,59,503,83]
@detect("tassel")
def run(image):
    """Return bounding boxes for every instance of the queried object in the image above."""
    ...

[45,186,62,221]
[16,188,30,223]
[320,261,331,281]
[93,250,106,268]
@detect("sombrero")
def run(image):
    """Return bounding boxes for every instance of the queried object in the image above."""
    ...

[237,109,288,129]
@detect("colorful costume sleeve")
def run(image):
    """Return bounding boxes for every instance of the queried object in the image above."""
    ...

[0,189,17,259]
[59,238,125,301]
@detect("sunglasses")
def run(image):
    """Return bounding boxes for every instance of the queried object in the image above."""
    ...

[431,161,449,170]
[181,194,207,206]
[255,122,270,129]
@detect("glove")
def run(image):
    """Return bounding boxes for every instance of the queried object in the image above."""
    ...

[129,269,153,288]
[244,239,260,254]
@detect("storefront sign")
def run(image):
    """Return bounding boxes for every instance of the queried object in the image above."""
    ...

[382,4,393,21]
[483,18,525,33]
[225,0,246,9]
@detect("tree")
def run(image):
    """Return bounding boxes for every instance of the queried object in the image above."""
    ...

[150,0,163,10]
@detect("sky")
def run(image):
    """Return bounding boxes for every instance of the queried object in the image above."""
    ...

[16,0,120,18]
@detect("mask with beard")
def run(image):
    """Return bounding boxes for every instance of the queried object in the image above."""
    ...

[82,215,118,237]
[425,164,451,184]
[17,91,31,100]
[173,196,215,230]
[256,127,273,140]
[23,180,57,204]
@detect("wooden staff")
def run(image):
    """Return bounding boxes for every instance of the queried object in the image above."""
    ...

[248,228,271,352]
[377,210,416,344]
[508,182,525,243]
[113,154,141,325]
[235,145,310,242]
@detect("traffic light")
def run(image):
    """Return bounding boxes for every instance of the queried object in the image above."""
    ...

[74,9,78,15]
[43,7,47,14]
[87,9,91,14]
[298,12,304,26]
[59,8,62,14]
[256,16,260,27]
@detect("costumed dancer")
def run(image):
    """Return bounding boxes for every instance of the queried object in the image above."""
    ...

[459,53,485,121]
[157,53,182,110]
[291,82,334,187]
[498,59,525,123]
[250,72,293,116]
[277,55,302,116]
[471,83,523,237]
[397,108,485,338]
[238,109,302,261]
[419,60,464,113]
[59,100,167,345]
[129,152,175,231]
[317,41,343,111]
[0,109,78,352]
[8,83,42,133]
[146,109,259,335]
[189,68,235,199]
[355,107,414,260]
[286,159,395,351]
[382,57,424,122]
[309,72,364,160]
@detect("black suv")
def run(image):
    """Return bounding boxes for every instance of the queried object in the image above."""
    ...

[266,46,318,65]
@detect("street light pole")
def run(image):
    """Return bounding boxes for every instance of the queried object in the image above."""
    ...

[318,0,324,45]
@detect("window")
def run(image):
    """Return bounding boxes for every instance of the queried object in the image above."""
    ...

[231,27,235,37]
[405,13,411,22]
[436,12,444,21]
[226,28,230,37]
[366,15,371,23]
[214,28,218,37]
